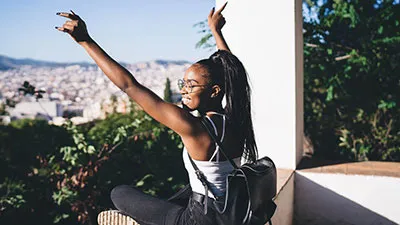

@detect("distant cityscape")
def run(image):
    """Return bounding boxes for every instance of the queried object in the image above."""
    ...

[0,55,191,125]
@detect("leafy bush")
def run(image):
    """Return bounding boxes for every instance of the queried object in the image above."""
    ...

[0,107,186,225]
[0,119,73,225]
[303,0,399,161]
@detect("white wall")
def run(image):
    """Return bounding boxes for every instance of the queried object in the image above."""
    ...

[215,0,304,169]
[11,101,58,118]
[295,172,400,225]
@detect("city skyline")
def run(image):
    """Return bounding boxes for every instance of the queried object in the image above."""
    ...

[0,59,191,125]
[0,0,218,64]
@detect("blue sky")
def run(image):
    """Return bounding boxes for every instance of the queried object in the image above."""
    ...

[0,0,215,63]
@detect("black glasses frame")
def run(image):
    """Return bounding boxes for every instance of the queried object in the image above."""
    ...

[178,79,209,93]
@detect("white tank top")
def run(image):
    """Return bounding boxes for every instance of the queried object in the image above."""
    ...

[183,113,241,198]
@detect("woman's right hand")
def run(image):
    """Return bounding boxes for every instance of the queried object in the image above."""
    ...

[56,10,92,43]
[208,2,228,33]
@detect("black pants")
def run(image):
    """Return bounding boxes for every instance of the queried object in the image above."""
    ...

[111,185,217,225]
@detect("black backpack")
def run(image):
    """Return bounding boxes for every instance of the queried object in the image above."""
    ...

[186,117,277,225]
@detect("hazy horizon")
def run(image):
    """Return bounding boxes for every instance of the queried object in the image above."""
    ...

[0,54,194,65]
[0,1,218,63]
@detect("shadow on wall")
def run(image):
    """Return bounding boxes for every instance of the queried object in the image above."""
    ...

[296,155,348,170]
[294,173,398,225]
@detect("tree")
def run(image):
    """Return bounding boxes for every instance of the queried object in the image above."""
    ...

[18,81,45,101]
[194,20,214,50]
[0,119,73,225]
[0,103,8,116]
[0,108,186,225]
[110,94,118,114]
[163,78,173,102]
[303,0,399,161]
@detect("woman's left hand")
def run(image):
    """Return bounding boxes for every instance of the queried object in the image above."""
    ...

[208,2,228,33]
[56,10,92,43]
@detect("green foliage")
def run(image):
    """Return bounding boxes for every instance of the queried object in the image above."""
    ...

[0,104,186,225]
[0,119,73,225]
[0,103,8,116]
[0,178,26,211]
[59,120,96,166]
[194,19,215,50]
[87,109,150,145]
[163,78,173,102]
[52,186,78,206]
[303,0,399,161]
[110,94,118,114]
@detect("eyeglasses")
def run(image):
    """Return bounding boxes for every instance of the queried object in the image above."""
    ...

[178,79,209,93]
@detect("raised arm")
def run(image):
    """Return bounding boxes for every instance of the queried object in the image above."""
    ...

[56,11,196,136]
[208,2,231,53]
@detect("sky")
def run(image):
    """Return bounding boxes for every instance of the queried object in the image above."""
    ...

[0,0,216,63]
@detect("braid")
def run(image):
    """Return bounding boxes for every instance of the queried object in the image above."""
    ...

[197,50,258,162]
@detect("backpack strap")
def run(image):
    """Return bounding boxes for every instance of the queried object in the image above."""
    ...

[186,117,239,214]
[200,118,238,169]
[186,153,214,214]
[204,114,226,162]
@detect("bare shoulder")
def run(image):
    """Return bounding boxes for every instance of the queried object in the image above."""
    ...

[180,117,214,160]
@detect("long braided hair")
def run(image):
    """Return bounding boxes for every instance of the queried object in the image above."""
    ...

[196,50,258,162]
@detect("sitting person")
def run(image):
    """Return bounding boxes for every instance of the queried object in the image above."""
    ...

[56,2,258,225]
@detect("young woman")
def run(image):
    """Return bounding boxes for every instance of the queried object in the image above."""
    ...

[57,2,258,225]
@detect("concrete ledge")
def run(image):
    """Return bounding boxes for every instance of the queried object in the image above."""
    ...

[276,169,295,196]
[295,171,400,224]
[298,161,400,178]
[271,169,295,225]
[295,159,400,224]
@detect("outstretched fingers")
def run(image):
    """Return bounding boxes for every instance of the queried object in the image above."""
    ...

[69,10,82,20]
[216,1,228,14]
[56,11,79,20]
[208,7,215,19]
[56,20,76,33]
[55,10,91,43]
[209,1,227,20]
[55,26,70,33]
[56,12,73,19]
[55,10,80,33]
